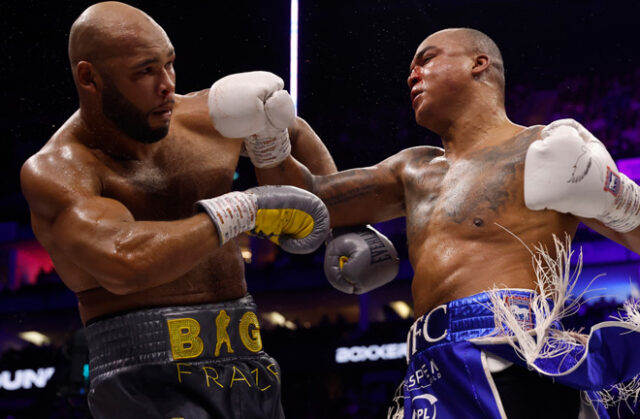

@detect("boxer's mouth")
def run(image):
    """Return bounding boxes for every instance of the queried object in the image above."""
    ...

[411,89,424,106]
[151,102,174,119]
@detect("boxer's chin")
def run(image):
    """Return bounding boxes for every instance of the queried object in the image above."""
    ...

[108,111,168,144]
[102,79,169,144]
[139,125,169,144]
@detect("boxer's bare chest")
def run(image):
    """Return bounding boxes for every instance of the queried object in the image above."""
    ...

[75,128,246,319]
[405,127,542,246]
[96,132,237,221]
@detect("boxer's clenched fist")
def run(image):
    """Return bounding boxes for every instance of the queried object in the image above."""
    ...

[324,225,399,294]
[208,71,296,168]
[525,118,640,232]
[197,185,329,254]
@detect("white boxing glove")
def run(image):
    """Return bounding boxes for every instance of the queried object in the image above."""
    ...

[525,118,640,232]
[208,71,296,168]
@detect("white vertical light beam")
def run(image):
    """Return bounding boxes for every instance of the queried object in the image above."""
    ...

[290,0,299,111]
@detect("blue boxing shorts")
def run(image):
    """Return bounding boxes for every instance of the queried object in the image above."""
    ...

[84,295,284,419]
[389,289,640,419]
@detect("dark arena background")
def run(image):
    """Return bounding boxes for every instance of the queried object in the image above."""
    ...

[2,0,640,417]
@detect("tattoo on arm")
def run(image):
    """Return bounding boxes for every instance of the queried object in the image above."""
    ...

[313,169,372,200]
[323,184,378,206]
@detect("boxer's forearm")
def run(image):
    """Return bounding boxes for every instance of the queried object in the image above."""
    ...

[289,117,337,176]
[579,217,640,255]
[255,117,336,184]
[101,216,220,293]
[618,227,640,254]
[255,154,313,190]
[51,204,220,295]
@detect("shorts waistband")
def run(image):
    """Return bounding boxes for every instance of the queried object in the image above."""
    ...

[85,295,265,380]
[406,289,536,358]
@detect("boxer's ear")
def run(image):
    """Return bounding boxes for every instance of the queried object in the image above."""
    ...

[76,61,99,92]
[471,54,489,78]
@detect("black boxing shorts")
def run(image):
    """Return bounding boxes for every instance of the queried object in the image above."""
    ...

[84,295,284,419]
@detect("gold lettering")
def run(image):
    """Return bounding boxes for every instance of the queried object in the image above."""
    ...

[167,318,204,360]
[215,310,234,356]
[266,363,280,382]
[239,311,263,353]
[202,366,224,388]
[175,363,192,383]
[252,367,272,391]
[230,365,252,388]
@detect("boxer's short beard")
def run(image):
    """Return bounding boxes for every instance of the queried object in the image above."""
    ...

[101,78,168,144]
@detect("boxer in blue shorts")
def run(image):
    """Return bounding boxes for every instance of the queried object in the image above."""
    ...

[246,28,640,418]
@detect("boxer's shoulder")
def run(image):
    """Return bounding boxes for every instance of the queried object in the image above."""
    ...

[23,132,100,186]
[175,89,208,112]
[21,142,102,220]
[402,145,445,160]
[390,145,446,172]
[22,117,104,205]
[513,124,544,146]
[168,91,244,160]
[172,90,220,135]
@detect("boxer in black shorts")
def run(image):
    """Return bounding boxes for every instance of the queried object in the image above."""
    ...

[86,296,283,418]
[19,2,346,418]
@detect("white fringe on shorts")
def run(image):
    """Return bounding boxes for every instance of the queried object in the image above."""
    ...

[482,230,640,411]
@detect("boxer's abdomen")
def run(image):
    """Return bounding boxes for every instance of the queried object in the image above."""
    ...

[77,242,247,324]
[409,233,540,318]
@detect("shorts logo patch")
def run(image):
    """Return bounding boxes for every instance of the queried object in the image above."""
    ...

[411,393,438,419]
[505,295,533,329]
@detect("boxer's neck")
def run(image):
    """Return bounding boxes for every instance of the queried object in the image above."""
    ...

[438,107,522,159]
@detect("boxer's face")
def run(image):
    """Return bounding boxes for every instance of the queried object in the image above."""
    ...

[99,30,176,143]
[408,31,473,127]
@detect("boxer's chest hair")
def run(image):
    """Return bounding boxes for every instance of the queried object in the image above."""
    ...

[99,134,236,221]
[407,127,541,236]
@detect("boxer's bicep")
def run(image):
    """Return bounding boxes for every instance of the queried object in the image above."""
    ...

[22,161,145,290]
[256,145,405,225]
[315,163,404,227]
[23,157,135,282]
[51,195,144,284]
